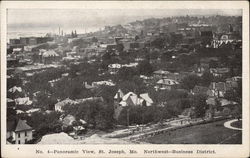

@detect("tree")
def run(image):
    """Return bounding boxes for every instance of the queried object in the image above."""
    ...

[63,100,114,130]
[117,67,138,81]
[181,75,201,90]
[92,37,98,43]
[191,94,208,118]
[200,71,213,87]
[137,60,154,76]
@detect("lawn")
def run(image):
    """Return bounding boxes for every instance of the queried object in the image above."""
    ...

[144,119,242,144]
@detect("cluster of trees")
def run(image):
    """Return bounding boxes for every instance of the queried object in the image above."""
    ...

[116,91,209,126]
[24,68,66,94]
[181,72,214,91]
[18,111,62,139]
[63,100,114,130]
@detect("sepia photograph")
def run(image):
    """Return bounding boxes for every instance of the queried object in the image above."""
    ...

[1,1,249,158]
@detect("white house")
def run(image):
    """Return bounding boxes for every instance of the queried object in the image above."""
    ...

[55,98,78,112]
[7,119,33,144]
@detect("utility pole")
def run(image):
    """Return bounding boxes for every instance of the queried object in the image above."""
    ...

[127,108,130,127]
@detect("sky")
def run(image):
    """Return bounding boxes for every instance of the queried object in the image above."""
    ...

[7,9,242,34]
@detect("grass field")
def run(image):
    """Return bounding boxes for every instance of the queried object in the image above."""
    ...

[144,119,242,144]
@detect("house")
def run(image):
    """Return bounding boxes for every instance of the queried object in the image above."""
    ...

[210,68,230,77]
[40,50,59,64]
[153,70,170,78]
[91,80,115,87]
[226,76,241,88]
[7,119,33,144]
[75,97,104,104]
[118,92,141,107]
[219,33,241,43]
[55,98,78,112]
[114,89,124,102]
[197,63,210,74]
[15,97,32,106]
[164,72,188,82]
[26,108,41,115]
[122,63,138,68]
[208,82,231,98]
[12,48,22,54]
[139,93,154,106]
[115,91,153,107]
[113,90,153,120]
[108,64,122,74]
[191,85,209,96]
[155,79,179,90]
[8,86,22,93]
[83,82,95,90]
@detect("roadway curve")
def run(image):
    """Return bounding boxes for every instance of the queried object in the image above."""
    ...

[224,119,242,131]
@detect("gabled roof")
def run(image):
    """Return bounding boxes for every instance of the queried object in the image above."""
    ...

[210,68,230,74]
[8,86,22,93]
[42,50,59,57]
[153,69,170,75]
[55,98,78,108]
[114,89,124,99]
[157,79,179,85]
[140,93,153,104]
[15,119,32,132]
[129,95,141,105]
[122,92,137,101]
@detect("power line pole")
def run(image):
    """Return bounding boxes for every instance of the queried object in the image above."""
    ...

[127,108,130,127]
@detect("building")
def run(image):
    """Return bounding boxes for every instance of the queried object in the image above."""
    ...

[14,97,32,106]
[153,70,170,78]
[10,39,21,45]
[20,37,53,45]
[55,98,78,112]
[208,82,231,98]
[108,64,122,74]
[155,79,180,90]
[7,119,33,144]
[210,68,230,77]
[115,91,153,107]
[191,85,209,96]
[40,49,60,64]
[113,90,153,120]
[91,80,115,87]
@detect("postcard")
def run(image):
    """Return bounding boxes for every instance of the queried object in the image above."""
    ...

[1,1,249,158]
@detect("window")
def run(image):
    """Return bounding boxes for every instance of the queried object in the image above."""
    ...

[18,133,20,138]
[18,140,20,144]
[25,139,27,143]
[25,131,27,136]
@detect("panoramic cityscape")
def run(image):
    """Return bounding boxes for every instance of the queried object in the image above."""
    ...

[6,9,242,144]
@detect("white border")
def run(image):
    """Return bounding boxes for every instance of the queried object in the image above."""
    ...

[1,1,249,158]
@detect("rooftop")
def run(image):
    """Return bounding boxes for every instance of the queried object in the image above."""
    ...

[15,119,32,132]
